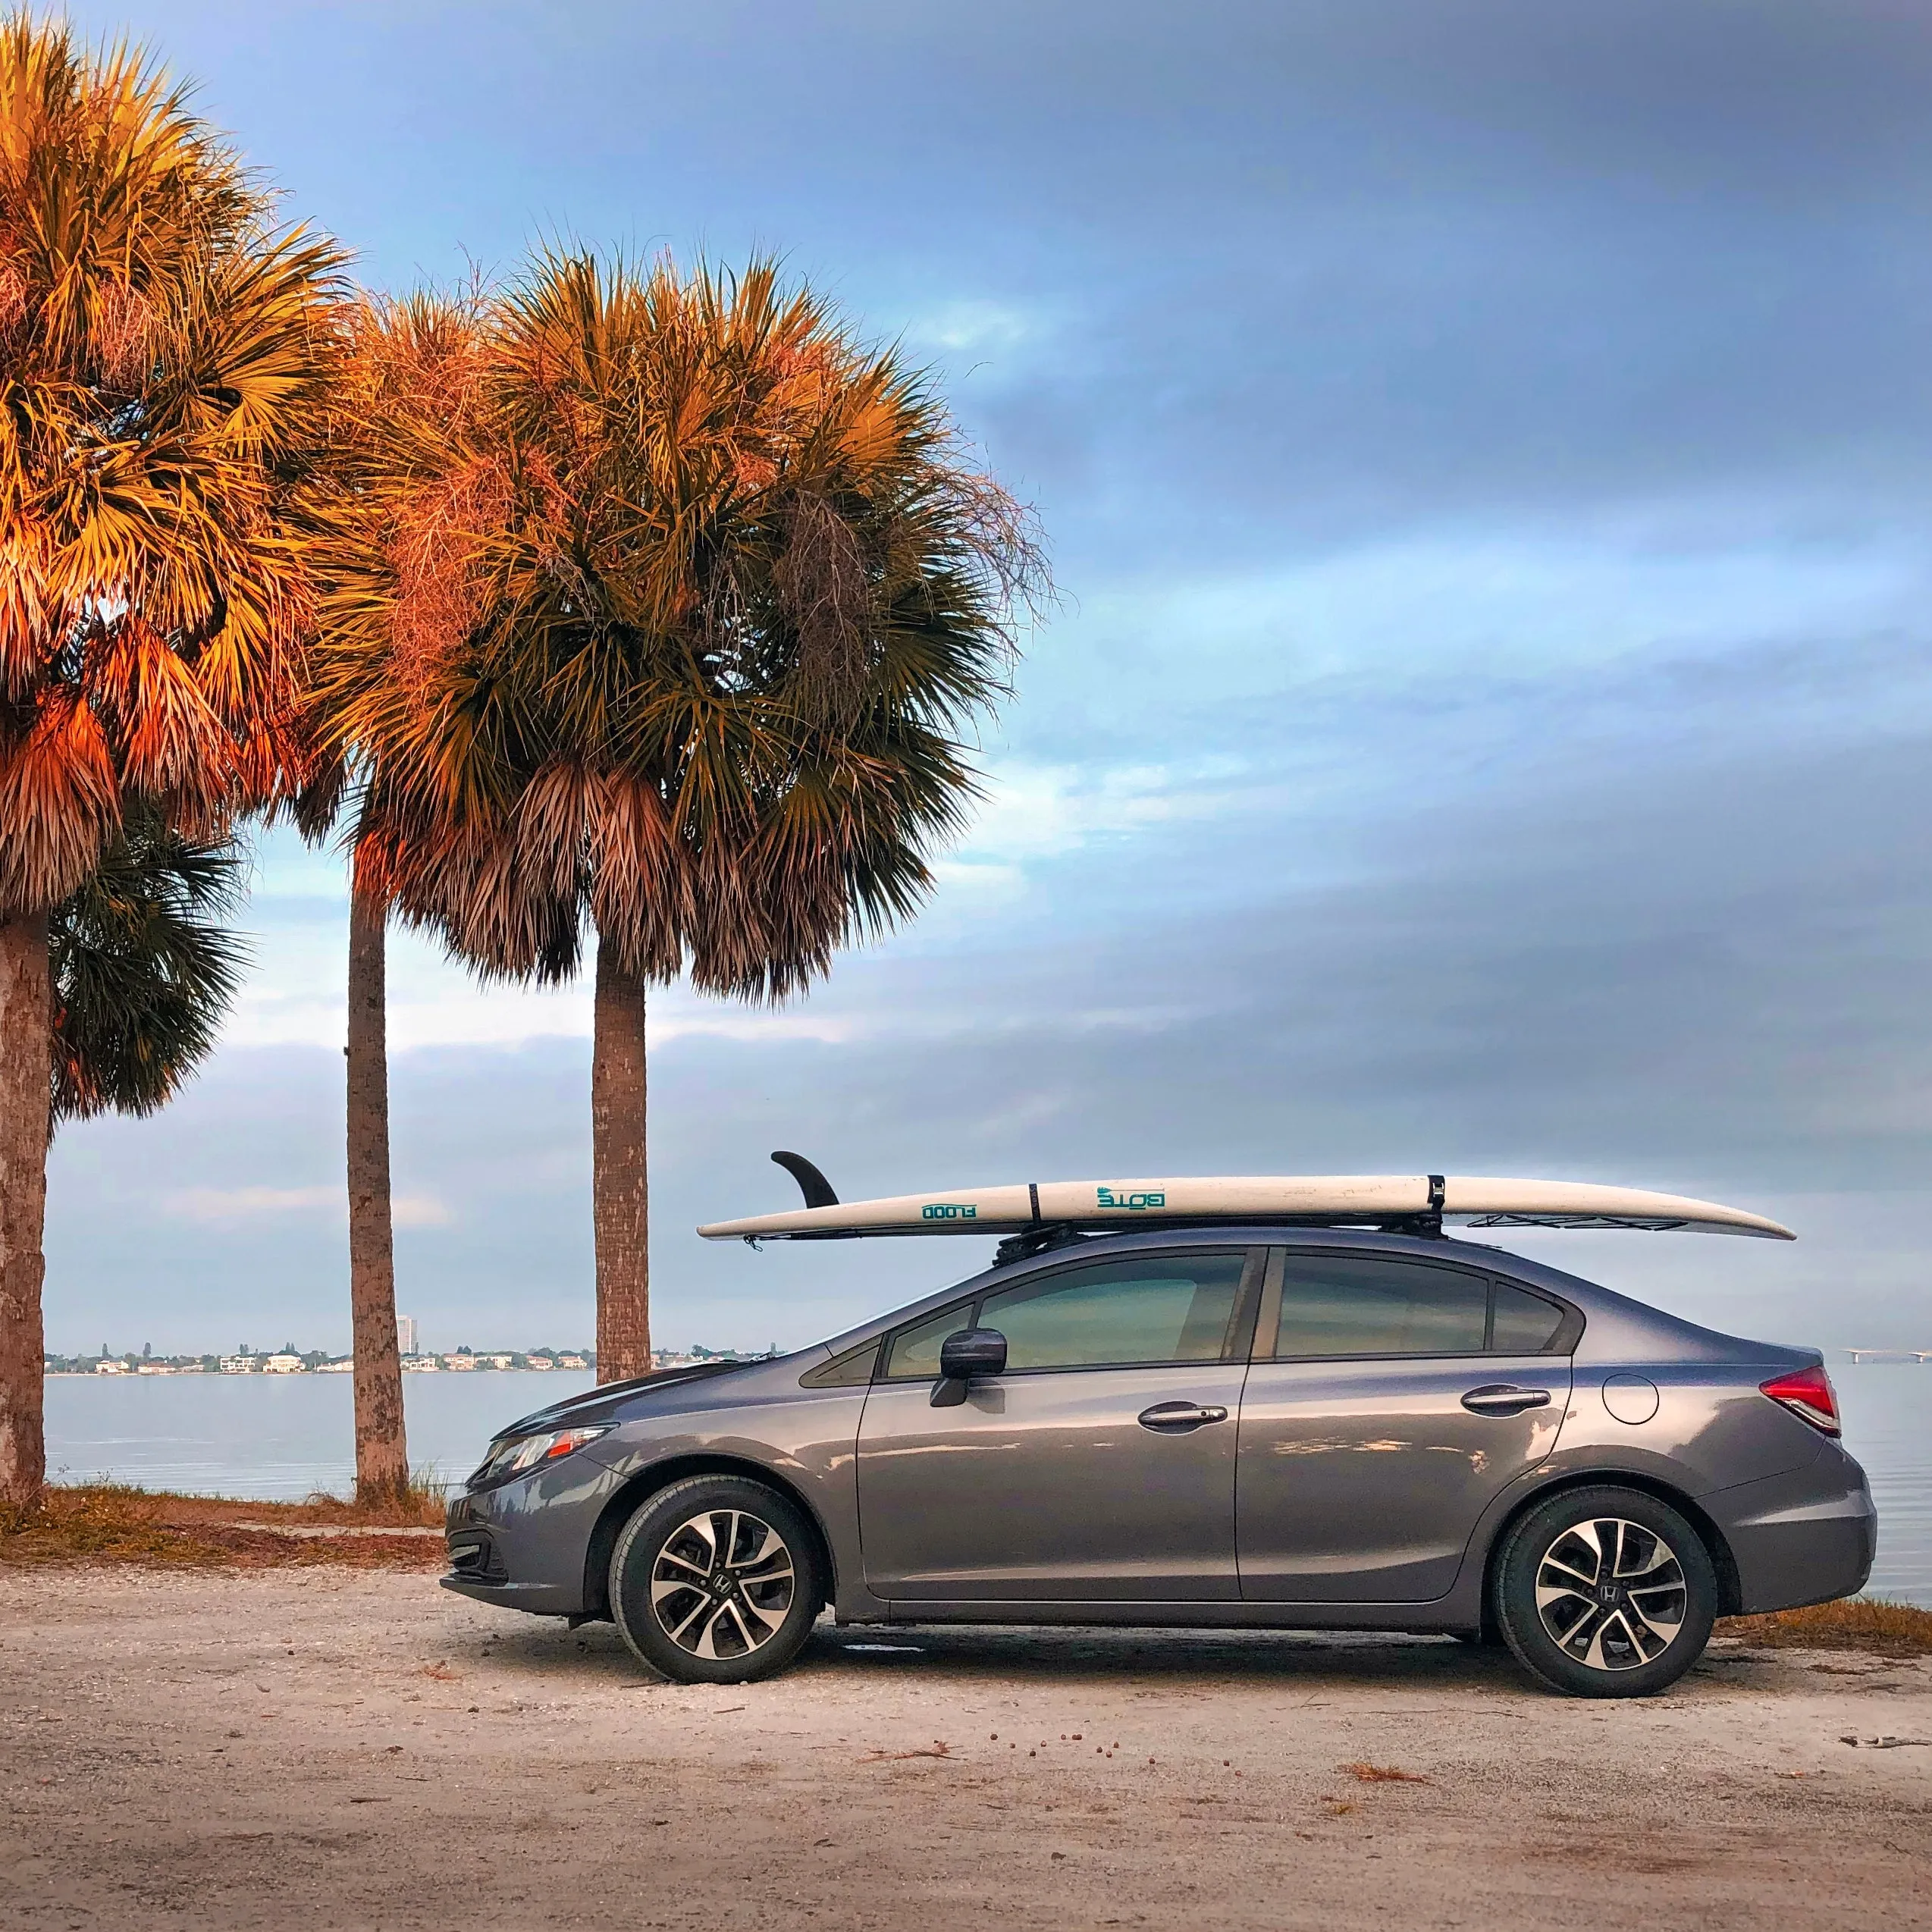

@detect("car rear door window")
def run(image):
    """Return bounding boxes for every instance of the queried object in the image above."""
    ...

[1489,1281,1568,1353]
[1274,1254,1489,1358]
[978,1253,1248,1370]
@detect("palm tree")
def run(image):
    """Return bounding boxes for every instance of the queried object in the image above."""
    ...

[279,748,411,1506]
[0,16,345,1504]
[315,253,1046,1382]
[300,287,500,1498]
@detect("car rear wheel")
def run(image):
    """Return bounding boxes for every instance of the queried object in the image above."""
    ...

[609,1475,824,1684]
[1492,1485,1717,1698]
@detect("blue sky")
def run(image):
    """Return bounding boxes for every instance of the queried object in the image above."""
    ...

[45,1,1932,1356]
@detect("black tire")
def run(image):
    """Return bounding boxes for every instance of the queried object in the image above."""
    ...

[609,1475,824,1685]
[1492,1485,1717,1699]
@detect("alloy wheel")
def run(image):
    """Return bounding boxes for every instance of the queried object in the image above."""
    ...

[648,1509,797,1662]
[1532,1516,1687,1672]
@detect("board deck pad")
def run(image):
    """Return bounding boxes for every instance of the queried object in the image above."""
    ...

[698,1174,1795,1242]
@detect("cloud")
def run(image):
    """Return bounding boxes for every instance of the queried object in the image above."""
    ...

[392,1194,456,1229]
[162,1184,453,1229]
[906,299,1044,356]
[165,1186,340,1224]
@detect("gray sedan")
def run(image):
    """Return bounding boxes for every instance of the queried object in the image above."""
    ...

[443,1225,1874,1697]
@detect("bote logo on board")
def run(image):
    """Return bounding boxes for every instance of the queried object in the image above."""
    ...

[921,1202,977,1221]
[1097,1186,1167,1211]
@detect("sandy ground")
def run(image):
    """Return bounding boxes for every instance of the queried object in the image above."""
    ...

[0,1568,1927,1931]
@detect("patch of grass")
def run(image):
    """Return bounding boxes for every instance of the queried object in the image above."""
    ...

[1718,1596,1932,1658]
[0,1483,445,1570]
[148,1479,446,1529]
[1342,1762,1430,1783]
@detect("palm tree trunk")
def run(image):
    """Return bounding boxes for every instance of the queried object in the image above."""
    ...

[592,942,651,1384]
[346,890,409,1502]
[0,909,50,1510]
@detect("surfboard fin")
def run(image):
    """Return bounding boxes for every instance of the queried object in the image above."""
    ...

[770,1150,839,1210]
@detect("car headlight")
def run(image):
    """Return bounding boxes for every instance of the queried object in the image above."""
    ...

[472,1423,611,1488]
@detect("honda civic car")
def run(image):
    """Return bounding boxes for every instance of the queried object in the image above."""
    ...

[443,1221,1874,1698]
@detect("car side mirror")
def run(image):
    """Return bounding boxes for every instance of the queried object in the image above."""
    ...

[931,1328,1007,1407]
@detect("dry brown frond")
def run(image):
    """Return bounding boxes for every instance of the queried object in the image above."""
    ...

[0,684,121,905]
[386,456,512,695]
[774,492,873,725]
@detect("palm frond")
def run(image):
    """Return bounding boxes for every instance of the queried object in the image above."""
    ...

[0,10,349,913]
[49,797,248,1121]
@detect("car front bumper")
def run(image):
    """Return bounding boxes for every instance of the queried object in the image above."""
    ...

[441,1450,626,1617]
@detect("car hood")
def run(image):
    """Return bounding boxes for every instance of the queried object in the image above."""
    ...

[491,1360,752,1441]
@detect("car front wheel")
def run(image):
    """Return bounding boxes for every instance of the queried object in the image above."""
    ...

[1492,1485,1717,1698]
[609,1475,824,1684]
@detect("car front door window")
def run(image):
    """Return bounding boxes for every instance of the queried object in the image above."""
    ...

[980,1254,1248,1369]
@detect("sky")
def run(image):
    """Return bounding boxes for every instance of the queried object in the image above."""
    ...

[45,0,1932,1357]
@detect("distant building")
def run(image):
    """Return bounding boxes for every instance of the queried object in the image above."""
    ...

[444,1353,477,1371]
[261,1353,306,1374]
[219,1355,255,1374]
[401,1355,441,1371]
[94,1360,131,1375]
[315,1358,353,1372]
[397,1315,418,1357]
[526,1356,555,1370]
[557,1353,588,1371]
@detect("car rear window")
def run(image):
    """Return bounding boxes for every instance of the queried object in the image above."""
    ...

[1274,1254,1490,1358]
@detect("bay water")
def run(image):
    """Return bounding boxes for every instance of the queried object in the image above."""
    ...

[40,1362,1929,1606]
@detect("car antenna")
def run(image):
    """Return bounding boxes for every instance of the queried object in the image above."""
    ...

[770,1150,839,1210]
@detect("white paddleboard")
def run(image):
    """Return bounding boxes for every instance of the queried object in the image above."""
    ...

[698,1174,1795,1241]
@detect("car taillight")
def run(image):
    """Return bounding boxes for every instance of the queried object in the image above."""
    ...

[1759,1365,1841,1436]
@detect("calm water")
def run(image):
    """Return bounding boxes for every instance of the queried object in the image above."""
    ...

[1840,1367,1930,1606]
[41,1364,1930,1604]
[43,1370,597,1499]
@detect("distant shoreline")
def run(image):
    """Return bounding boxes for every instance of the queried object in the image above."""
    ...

[39,1351,779,1378]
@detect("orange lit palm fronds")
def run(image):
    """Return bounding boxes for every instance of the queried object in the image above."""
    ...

[309,251,1049,1000]
[0,12,348,915]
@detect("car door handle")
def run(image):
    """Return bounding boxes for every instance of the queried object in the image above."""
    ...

[1460,1384,1552,1416]
[1137,1402,1229,1432]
